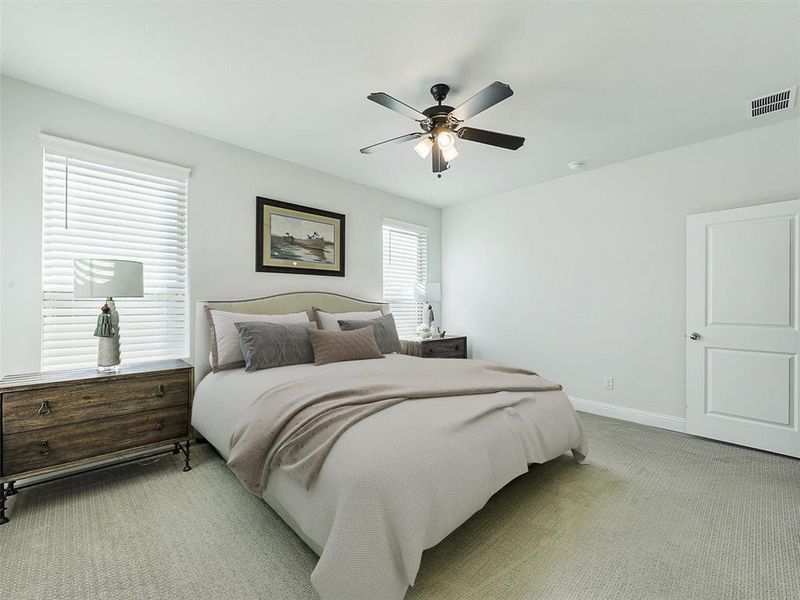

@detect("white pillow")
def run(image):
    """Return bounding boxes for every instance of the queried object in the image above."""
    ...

[206,308,309,371]
[314,308,383,332]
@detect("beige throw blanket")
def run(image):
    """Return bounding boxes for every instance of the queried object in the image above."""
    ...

[227,357,563,493]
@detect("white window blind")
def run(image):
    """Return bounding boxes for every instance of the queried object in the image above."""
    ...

[382,219,428,338]
[40,134,190,371]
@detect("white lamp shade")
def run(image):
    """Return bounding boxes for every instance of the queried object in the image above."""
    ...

[414,137,433,159]
[73,259,144,298]
[425,283,442,302]
[411,282,441,303]
[441,146,459,162]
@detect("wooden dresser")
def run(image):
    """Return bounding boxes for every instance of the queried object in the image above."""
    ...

[0,359,193,525]
[400,336,467,359]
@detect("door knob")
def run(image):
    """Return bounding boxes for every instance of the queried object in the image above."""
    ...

[689,332,701,340]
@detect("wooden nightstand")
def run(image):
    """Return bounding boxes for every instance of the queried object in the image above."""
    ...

[400,336,467,359]
[0,359,193,525]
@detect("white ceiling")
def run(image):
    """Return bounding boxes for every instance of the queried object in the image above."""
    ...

[2,1,798,206]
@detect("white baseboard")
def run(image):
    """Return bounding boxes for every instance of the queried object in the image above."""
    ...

[569,396,687,433]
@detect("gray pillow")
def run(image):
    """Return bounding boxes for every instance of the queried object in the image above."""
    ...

[338,313,402,354]
[235,321,318,372]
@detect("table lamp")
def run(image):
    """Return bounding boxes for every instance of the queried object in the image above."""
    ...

[414,282,442,331]
[73,259,144,371]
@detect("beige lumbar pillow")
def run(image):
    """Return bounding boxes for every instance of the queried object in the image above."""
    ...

[308,326,384,366]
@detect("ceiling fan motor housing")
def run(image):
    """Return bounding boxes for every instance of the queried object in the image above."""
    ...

[421,105,455,132]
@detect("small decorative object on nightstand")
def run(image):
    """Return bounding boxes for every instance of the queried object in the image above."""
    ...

[0,359,193,525]
[415,323,433,340]
[401,335,467,359]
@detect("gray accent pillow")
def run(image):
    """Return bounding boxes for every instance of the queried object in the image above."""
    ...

[205,307,309,372]
[338,313,402,354]
[313,307,383,331]
[235,321,318,372]
[308,326,384,366]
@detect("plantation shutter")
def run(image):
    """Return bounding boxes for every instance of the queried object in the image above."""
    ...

[382,219,428,338]
[40,134,190,371]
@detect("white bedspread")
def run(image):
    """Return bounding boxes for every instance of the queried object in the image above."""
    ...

[192,354,587,600]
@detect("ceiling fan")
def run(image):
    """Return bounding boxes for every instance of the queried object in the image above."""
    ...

[359,81,524,176]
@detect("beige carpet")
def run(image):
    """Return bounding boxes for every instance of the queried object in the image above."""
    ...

[1,413,798,600]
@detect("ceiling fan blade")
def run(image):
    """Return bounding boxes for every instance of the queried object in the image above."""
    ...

[449,81,514,122]
[457,127,525,150]
[360,132,424,154]
[367,92,427,121]
[432,143,448,173]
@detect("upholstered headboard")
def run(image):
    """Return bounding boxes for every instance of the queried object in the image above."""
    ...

[193,291,389,384]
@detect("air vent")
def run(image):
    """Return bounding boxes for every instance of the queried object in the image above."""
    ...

[750,87,796,117]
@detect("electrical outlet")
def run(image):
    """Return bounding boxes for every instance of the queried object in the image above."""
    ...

[603,376,615,390]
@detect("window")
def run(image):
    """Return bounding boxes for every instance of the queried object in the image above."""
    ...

[382,219,428,338]
[40,134,190,371]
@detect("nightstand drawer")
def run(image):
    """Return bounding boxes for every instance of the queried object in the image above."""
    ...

[421,338,467,359]
[2,372,189,434]
[2,405,189,475]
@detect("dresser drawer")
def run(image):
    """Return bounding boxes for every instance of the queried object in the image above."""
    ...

[2,371,189,434]
[2,405,189,476]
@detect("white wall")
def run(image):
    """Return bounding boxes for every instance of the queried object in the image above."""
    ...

[443,118,800,420]
[0,77,441,376]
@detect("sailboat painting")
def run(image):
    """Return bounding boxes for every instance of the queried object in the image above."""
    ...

[256,197,345,276]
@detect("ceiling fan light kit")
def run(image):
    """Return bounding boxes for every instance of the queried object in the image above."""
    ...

[360,81,525,177]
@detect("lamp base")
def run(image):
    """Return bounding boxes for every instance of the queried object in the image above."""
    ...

[97,299,121,371]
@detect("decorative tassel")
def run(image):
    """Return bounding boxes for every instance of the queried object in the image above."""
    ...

[94,304,115,337]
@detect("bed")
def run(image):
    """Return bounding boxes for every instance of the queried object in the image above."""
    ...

[191,291,587,600]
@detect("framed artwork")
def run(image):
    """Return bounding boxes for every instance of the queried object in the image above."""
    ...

[256,197,345,277]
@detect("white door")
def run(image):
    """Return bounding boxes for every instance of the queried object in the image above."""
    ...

[687,199,800,457]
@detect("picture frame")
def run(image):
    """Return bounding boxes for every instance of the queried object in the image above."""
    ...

[255,197,346,277]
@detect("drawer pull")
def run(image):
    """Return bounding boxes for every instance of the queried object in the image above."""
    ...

[37,400,51,416]
[40,441,51,456]
[154,420,164,431]
[154,384,166,397]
